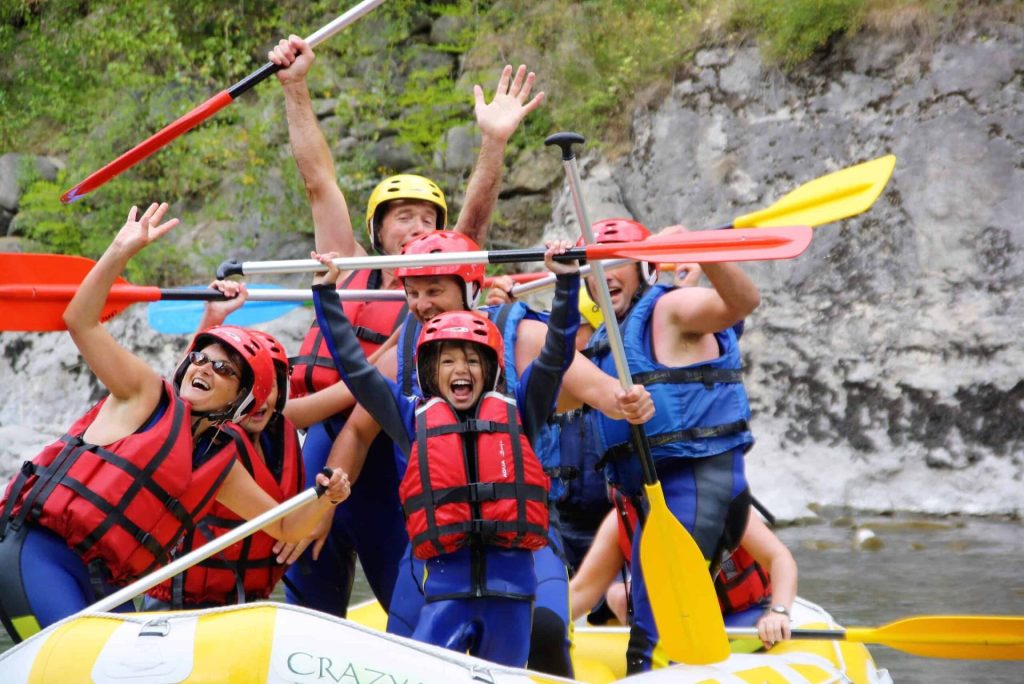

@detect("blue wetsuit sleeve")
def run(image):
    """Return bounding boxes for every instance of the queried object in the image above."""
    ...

[312,283,412,454]
[517,272,581,441]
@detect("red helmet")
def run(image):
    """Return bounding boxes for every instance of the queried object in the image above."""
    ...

[395,232,485,308]
[416,310,504,396]
[250,330,289,413]
[174,325,275,423]
[582,218,658,285]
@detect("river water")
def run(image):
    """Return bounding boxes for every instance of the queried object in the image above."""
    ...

[2,515,1021,682]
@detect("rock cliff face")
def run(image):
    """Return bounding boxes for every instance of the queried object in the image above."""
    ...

[1,21,1020,519]
[543,22,1023,519]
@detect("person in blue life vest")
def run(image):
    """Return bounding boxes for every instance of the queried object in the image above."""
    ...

[266,35,545,618]
[143,307,307,609]
[581,218,761,673]
[309,240,582,667]
[318,231,654,677]
[0,204,349,643]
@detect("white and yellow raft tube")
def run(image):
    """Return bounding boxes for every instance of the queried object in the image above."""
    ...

[0,597,891,684]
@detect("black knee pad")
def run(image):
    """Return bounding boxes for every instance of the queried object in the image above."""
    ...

[528,606,572,677]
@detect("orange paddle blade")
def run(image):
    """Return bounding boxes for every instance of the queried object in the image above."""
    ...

[0,253,135,331]
[596,226,813,263]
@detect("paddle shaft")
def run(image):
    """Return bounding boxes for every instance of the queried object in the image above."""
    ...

[85,476,329,615]
[547,133,657,485]
[61,0,387,202]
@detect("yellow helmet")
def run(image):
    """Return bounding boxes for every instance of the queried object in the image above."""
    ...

[365,174,448,253]
[578,287,603,329]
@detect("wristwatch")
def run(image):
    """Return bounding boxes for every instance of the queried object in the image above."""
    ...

[769,605,790,617]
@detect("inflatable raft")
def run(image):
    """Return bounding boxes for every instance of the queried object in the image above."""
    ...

[0,598,892,683]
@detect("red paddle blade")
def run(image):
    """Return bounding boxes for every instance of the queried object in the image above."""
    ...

[0,253,135,331]
[61,91,234,203]
[593,226,813,263]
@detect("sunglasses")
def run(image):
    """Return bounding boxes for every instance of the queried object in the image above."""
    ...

[188,351,240,379]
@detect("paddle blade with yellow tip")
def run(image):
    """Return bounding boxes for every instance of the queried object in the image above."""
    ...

[732,154,896,229]
[728,615,1024,660]
[639,482,731,665]
[848,615,1024,660]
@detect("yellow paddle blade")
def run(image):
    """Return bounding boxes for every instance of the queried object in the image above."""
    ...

[848,615,1024,661]
[638,482,730,665]
[733,154,896,229]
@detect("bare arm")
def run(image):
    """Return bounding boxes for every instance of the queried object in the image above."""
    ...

[215,460,350,542]
[64,204,177,406]
[743,514,798,647]
[559,352,653,424]
[269,36,358,257]
[453,65,544,245]
[569,511,626,621]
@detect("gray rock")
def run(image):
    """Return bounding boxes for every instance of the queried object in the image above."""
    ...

[0,153,61,212]
[440,123,480,172]
[506,147,561,194]
[369,135,424,172]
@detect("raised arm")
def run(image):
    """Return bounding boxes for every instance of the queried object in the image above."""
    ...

[269,35,358,257]
[453,64,544,245]
[656,228,760,335]
[311,253,410,452]
[63,203,178,404]
[517,241,580,436]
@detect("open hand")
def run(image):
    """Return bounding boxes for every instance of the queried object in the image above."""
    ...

[474,64,544,143]
[110,203,179,258]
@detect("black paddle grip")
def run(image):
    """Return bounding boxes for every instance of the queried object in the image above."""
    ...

[216,259,244,279]
[313,467,334,498]
[544,132,586,161]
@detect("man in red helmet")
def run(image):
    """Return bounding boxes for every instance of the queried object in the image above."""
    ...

[582,218,761,673]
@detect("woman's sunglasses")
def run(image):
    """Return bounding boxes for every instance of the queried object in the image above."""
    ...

[188,351,240,378]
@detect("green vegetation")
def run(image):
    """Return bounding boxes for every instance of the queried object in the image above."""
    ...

[0,0,966,282]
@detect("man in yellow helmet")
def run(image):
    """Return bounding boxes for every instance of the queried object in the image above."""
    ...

[266,35,544,621]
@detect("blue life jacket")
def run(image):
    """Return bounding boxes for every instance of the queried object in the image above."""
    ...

[587,285,753,495]
[548,408,607,512]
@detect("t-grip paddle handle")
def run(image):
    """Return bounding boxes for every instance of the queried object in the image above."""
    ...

[217,259,244,279]
[546,131,586,161]
[314,467,334,498]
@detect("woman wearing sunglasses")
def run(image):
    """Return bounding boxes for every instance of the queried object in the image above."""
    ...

[0,203,350,643]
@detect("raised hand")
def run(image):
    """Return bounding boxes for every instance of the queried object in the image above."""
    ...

[269,34,315,84]
[543,239,579,276]
[311,251,343,286]
[474,64,545,144]
[110,202,179,258]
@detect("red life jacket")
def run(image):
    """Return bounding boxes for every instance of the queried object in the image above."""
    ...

[612,488,640,567]
[147,417,304,606]
[0,382,236,585]
[399,393,550,560]
[714,546,772,614]
[611,489,771,615]
[289,269,407,397]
